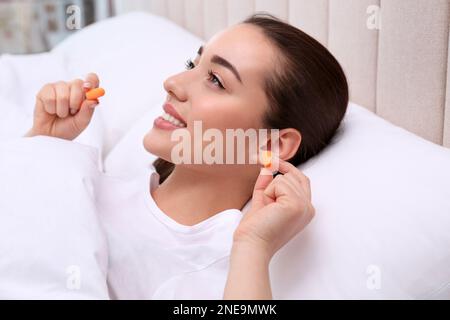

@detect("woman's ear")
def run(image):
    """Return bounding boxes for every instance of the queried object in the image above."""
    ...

[266,128,302,162]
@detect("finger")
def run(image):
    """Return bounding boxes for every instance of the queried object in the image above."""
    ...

[265,176,315,226]
[84,72,99,90]
[281,172,304,198]
[265,176,308,213]
[272,156,312,201]
[300,174,311,201]
[69,79,84,115]
[255,151,312,200]
[263,176,294,208]
[283,167,311,201]
[251,167,275,211]
[37,84,56,115]
[72,98,98,133]
[54,81,70,118]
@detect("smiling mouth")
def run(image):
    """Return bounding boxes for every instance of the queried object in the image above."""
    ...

[159,112,187,128]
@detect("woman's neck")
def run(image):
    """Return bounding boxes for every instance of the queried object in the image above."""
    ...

[151,165,257,226]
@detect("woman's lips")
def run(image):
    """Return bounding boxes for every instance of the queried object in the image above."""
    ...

[153,116,185,130]
[163,103,186,125]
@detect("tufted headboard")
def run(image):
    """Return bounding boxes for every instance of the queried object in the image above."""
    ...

[115,0,450,148]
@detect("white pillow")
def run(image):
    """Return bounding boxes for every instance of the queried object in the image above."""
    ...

[269,103,450,299]
[0,136,109,299]
[103,104,160,176]
[103,101,450,299]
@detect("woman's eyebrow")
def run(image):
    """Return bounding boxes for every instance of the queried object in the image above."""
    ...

[197,45,243,84]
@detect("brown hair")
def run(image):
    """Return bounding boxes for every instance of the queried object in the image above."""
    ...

[152,12,349,184]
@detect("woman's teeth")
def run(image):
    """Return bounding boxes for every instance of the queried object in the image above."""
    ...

[161,112,186,127]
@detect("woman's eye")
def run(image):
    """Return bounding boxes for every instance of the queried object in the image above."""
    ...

[184,58,195,70]
[208,69,225,90]
[184,58,225,90]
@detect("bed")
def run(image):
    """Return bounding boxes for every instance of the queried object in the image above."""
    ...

[0,1,449,299]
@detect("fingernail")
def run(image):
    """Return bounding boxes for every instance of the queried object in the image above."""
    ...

[83,82,92,88]
[70,108,76,115]
[89,103,98,109]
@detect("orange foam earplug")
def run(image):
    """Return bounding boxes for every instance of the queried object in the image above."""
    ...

[86,87,105,100]
[260,150,272,168]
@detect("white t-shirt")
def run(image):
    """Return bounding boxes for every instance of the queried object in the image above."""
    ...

[97,165,248,299]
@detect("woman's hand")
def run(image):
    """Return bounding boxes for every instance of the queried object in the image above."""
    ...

[224,155,315,299]
[233,156,315,259]
[26,73,101,141]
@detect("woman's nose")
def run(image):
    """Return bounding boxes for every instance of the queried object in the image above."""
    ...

[163,73,188,102]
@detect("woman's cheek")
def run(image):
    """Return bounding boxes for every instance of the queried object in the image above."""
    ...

[200,109,247,130]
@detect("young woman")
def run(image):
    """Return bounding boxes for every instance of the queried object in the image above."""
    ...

[25,13,348,299]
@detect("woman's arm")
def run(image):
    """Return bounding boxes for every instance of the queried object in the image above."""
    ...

[223,157,315,300]
[223,240,272,300]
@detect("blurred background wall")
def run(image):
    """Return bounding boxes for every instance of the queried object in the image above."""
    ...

[0,0,114,54]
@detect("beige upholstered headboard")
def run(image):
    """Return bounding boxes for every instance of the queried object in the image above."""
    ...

[116,0,450,148]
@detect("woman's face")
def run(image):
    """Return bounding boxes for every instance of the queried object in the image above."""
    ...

[143,24,277,172]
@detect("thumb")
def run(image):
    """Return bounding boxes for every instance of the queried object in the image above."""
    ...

[251,167,274,211]
[73,99,98,132]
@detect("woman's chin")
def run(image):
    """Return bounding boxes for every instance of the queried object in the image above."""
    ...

[142,130,168,157]
[142,129,165,156]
